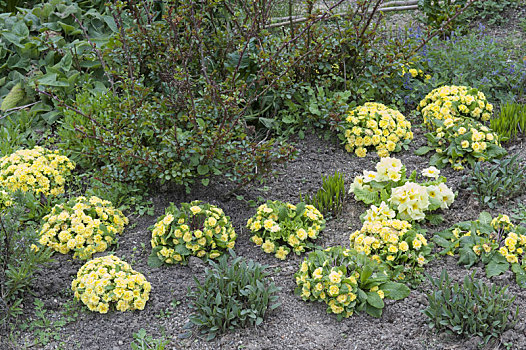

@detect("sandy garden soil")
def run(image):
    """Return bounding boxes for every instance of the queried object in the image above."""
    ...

[8,120,526,350]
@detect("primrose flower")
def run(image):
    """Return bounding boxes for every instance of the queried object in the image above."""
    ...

[421,166,440,179]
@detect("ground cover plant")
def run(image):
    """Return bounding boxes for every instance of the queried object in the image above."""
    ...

[3,0,526,349]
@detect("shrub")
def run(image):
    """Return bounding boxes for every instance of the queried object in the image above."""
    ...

[423,269,518,345]
[462,154,526,208]
[149,201,236,266]
[1,191,53,329]
[72,255,152,313]
[294,246,410,320]
[490,102,526,142]
[339,102,413,158]
[188,251,280,340]
[299,171,345,218]
[349,157,454,223]
[418,0,470,34]
[38,196,128,260]
[0,146,75,197]
[418,85,493,130]
[416,118,506,170]
[434,212,526,288]
[247,200,325,260]
[349,219,433,282]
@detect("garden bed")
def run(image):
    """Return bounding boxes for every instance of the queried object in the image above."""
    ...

[13,127,526,350]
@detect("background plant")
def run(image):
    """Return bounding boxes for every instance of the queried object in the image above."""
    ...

[247,200,325,260]
[149,201,236,266]
[299,171,345,218]
[420,27,526,104]
[187,251,280,340]
[490,102,526,142]
[423,269,518,346]
[294,246,410,320]
[434,212,526,287]
[461,154,526,208]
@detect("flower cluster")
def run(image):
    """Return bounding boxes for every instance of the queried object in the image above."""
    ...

[434,212,526,287]
[294,246,410,319]
[38,196,128,260]
[349,157,455,222]
[0,146,75,197]
[0,189,13,211]
[390,181,454,221]
[340,102,413,158]
[350,219,432,281]
[247,201,325,260]
[71,255,151,313]
[419,118,506,170]
[418,85,493,130]
[150,201,236,265]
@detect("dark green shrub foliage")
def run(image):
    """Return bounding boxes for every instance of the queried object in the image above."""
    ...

[423,270,518,345]
[490,102,526,142]
[188,252,280,340]
[462,154,526,208]
[300,171,345,217]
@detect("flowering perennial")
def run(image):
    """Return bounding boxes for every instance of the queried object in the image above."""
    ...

[418,85,493,130]
[150,201,236,265]
[418,118,505,170]
[247,200,325,260]
[434,213,526,288]
[0,146,75,197]
[38,196,128,259]
[340,102,413,158]
[350,219,432,281]
[294,246,410,319]
[72,255,151,313]
[349,157,455,222]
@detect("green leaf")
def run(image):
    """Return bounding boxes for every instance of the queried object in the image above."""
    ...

[478,212,493,225]
[381,281,410,300]
[485,255,509,278]
[197,164,209,175]
[36,73,69,87]
[201,178,210,186]
[365,303,382,318]
[415,146,433,155]
[147,252,164,268]
[366,291,385,309]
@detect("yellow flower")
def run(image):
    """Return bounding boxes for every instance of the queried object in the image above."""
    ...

[189,206,202,215]
[328,285,339,296]
[275,246,288,260]
[262,240,275,254]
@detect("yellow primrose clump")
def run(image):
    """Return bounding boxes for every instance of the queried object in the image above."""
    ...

[150,200,236,265]
[0,146,75,197]
[295,246,410,320]
[72,255,151,313]
[418,85,493,130]
[350,219,432,280]
[247,200,325,260]
[38,196,128,260]
[340,102,413,158]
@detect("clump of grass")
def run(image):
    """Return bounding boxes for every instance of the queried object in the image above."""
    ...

[490,102,526,142]
[300,171,345,217]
